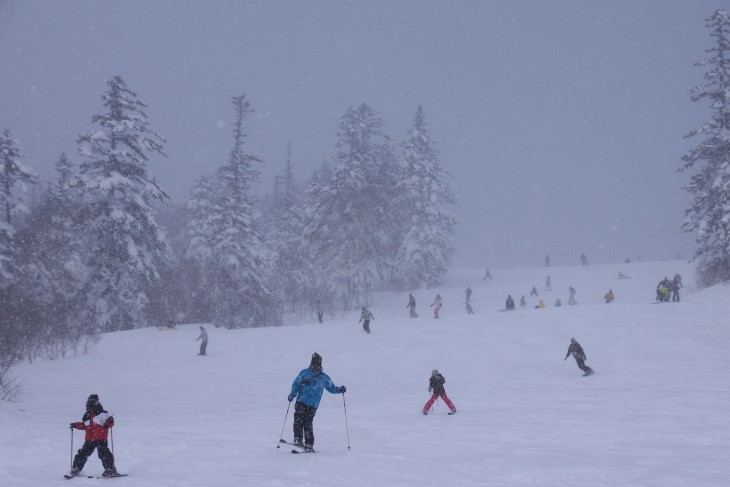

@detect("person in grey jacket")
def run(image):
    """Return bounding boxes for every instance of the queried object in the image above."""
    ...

[196,326,208,356]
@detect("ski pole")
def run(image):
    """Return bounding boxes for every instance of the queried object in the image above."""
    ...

[276,401,292,448]
[70,428,74,470]
[110,427,115,460]
[342,393,350,451]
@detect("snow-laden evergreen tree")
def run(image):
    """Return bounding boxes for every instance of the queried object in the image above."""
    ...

[76,76,169,331]
[681,9,730,283]
[205,94,279,327]
[392,106,456,289]
[264,144,310,316]
[12,153,89,356]
[0,129,37,286]
[304,104,392,309]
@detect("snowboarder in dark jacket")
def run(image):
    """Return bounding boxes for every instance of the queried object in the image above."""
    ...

[68,394,117,478]
[288,353,345,451]
[505,294,515,311]
[564,338,594,376]
[359,306,374,333]
[422,369,456,415]
[196,326,208,355]
[407,294,418,318]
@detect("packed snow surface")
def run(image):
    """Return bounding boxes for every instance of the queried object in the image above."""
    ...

[2,260,728,486]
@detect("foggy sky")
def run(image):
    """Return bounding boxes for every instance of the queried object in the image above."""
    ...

[0,0,717,268]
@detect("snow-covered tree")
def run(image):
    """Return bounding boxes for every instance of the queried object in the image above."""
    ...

[205,94,279,327]
[76,76,169,331]
[265,144,309,314]
[304,104,392,308]
[392,106,456,289]
[0,129,37,286]
[681,9,730,282]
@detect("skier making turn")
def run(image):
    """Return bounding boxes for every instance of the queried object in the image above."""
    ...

[287,353,346,452]
[564,338,594,376]
[422,369,456,415]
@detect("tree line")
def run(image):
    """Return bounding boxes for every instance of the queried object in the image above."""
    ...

[0,77,456,398]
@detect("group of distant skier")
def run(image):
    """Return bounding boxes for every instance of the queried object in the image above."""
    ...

[656,274,682,303]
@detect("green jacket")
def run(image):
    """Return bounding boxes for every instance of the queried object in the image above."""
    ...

[359,309,374,322]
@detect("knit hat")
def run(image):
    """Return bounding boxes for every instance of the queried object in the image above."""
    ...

[311,353,322,368]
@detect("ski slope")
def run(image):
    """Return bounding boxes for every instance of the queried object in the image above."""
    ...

[1,260,728,486]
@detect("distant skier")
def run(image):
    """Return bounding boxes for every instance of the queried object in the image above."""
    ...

[483,268,493,280]
[580,253,588,266]
[535,300,545,309]
[431,294,443,319]
[568,286,577,305]
[196,326,208,356]
[671,276,681,302]
[674,273,683,288]
[316,300,324,323]
[505,294,515,311]
[656,278,671,302]
[545,254,551,267]
[519,295,527,309]
[422,369,456,415]
[604,289,614,304]
[564,338,594,376]
[618,272,630,279]
[555,298,562,307]
[288,353,346,452]
[67,394,118,478]
[530,286,538,297]
[464,287,474,314]
[359,306,374,334]
[545,275,552,291]
[407,293,418,318]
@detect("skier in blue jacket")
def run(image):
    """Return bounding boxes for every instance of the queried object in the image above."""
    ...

[288,353,346,451]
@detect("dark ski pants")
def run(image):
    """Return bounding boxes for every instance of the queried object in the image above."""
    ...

[672,290,680,302]
[317,312,323,323]
[362,319,370,334]
[575,357,593,375]
[198,341,207,355]
[409,306,417,318]
[72,440,115,472]
[293,401,317,447]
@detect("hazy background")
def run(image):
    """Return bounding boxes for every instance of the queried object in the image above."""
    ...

[0,0,715,268]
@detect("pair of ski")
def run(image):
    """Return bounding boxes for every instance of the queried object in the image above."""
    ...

[279,439,316,454]
[63,473,128,480]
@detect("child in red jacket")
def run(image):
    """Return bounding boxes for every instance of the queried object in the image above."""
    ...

[68,394,117,478]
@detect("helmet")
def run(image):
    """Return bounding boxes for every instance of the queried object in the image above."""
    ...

[432,369,438,375]
[361,306,366,311]
[570,337,576,344]
[86,394,99,409]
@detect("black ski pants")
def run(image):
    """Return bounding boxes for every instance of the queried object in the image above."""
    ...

[199,340,208,355]
[362,319,370,334]
[73,440,115,472]
[293,401,317,447]
[575,357,593,374]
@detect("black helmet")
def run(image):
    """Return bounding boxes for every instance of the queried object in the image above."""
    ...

[86,394,99,409]
[310,352,322,370]
[570,337,576,344]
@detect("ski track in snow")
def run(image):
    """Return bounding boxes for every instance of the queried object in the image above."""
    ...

[1,260,729,486]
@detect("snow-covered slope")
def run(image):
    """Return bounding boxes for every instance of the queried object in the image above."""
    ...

[2,260,728,486]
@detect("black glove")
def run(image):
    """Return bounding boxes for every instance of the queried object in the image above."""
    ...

[70,423,75,430]
[339,386,346,393]
[288,394,295,402]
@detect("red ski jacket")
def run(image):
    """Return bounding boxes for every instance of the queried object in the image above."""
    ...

[73,408,113,441]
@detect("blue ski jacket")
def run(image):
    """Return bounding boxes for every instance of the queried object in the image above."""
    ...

[290,367,341,408]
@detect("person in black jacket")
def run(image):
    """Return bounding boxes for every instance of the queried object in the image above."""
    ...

[407,294,418,318]
[564,338,594,376]
[422,369,456,415]
[505,294,515,311]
